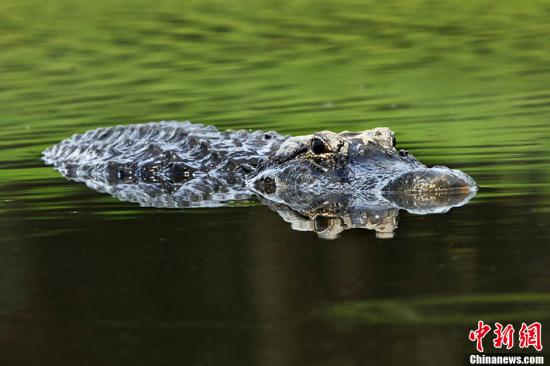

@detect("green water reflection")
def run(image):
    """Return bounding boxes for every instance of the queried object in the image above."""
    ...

[1,0,550,365]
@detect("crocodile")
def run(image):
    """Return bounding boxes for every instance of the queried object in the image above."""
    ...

[43,121,477,237]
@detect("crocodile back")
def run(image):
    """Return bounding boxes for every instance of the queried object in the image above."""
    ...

[43,121,287,207]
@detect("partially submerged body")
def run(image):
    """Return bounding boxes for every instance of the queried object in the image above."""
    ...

[43,121,286,206]
[43,121,477,237]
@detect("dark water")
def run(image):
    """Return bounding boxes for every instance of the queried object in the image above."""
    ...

[1,0,550,365]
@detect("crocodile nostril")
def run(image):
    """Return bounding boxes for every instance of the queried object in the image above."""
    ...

[255,176,276,194]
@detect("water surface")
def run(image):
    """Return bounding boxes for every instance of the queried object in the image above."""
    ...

[1,0,550,364]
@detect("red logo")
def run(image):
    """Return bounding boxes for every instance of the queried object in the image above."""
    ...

[493,323,515,349]
[468,321,543,352]
[519,322,543,352]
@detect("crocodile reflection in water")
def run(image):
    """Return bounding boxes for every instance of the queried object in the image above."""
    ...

[42,121,477,238]
[261,196,402,239]
[259,189,474,239]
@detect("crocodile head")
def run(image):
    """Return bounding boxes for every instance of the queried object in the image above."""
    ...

[247,127,477,211]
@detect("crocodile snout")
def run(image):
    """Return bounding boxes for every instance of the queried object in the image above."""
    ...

[383,167,477,193]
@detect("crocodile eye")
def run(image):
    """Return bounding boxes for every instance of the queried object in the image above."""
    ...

[311,138,327,155]
[314,216,331,232]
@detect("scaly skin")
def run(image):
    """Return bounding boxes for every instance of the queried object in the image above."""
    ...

[43,121,287,207]
[43,121,477,237]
